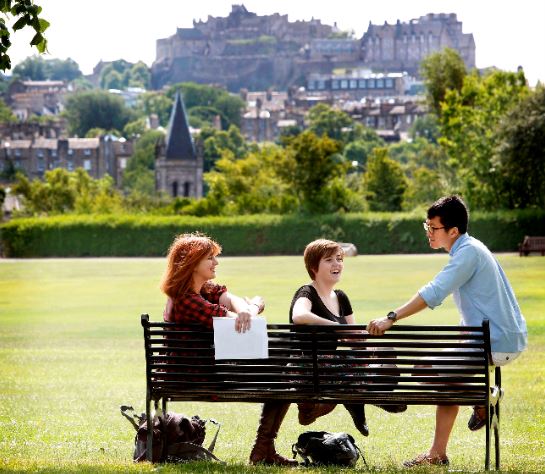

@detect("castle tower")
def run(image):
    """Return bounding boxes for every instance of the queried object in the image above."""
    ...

[155,91,203,198]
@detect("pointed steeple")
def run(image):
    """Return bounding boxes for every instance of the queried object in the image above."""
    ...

[165,91,196,160]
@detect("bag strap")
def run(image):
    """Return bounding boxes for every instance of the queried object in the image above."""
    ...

[119,405,140,431]
[205,418,221,453]
[355,443,367,467]
[291,443,309,466]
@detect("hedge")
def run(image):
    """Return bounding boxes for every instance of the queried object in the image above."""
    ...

[1,210,544,257]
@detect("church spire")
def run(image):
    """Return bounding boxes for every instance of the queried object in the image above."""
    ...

[165,91,196,160]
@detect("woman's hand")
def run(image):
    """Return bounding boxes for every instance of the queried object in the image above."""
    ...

[245,295,265,314]
[235,310,252,333]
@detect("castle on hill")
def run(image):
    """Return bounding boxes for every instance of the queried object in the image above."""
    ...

[151,5,475,91]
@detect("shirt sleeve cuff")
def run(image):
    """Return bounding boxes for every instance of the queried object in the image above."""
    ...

[418,285,441,309]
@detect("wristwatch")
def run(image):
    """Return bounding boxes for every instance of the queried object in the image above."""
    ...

[386,311,398,322]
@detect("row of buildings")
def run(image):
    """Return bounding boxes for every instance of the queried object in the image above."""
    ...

[3,6,472,200]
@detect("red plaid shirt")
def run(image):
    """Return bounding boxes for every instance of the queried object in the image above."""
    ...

[164,282,228,329]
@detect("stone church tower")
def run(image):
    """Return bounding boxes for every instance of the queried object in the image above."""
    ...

[155,91,203,198]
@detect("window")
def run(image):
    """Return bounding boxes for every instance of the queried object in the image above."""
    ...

[37,157,45,172]
[183,182,191,197]
[332,80,339,90]
[68,149,74,156]
[350,80,357,89]
[15,149,21,157]
[308,81,316,90]
[172,181,178,197]
[83,159,91,171]
[67,159,74,171]
[37,149,44,157]
[368,79,376,88]
[340,80,348,89]
[317,80,326,90]
[358,79,366,88]
[385,78,394,88]
[376,79,384,88]
[50,149,57,157]
[84,149,91,156]
[120,158,127,169]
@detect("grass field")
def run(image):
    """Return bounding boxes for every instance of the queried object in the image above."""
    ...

[0,254,544,473]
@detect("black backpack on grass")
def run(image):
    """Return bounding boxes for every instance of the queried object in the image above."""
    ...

[292,430,365,467]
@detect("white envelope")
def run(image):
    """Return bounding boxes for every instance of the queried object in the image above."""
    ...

[213,317,269,360]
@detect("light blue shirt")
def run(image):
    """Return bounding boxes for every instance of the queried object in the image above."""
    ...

[418,233,527,353]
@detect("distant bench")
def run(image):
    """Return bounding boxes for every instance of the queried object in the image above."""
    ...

[141,314,502,469]
[519,236,545,256]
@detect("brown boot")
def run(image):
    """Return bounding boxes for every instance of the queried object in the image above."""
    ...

[297,402,337,425]
[249,402,298,466]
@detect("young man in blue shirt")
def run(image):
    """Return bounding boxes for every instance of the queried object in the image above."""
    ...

[367,195,527,467]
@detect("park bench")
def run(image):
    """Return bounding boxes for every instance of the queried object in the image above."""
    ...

[518,236,545,256]
[141,314,502,470]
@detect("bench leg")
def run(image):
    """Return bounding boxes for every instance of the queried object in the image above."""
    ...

[493,392,501,470]
[145,395,153,462]
[485,406,491,471]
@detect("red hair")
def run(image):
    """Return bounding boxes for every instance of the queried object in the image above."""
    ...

[160,233,222,298]
[303,239,344,280]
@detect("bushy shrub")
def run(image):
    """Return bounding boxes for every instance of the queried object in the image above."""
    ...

[1,210,543,257]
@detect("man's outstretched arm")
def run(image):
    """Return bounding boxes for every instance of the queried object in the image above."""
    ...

[367,293,428,335]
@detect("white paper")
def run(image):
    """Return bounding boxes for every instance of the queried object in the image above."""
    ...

[213,317,269,360]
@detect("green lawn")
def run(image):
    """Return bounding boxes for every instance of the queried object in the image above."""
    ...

[0,254,544,473]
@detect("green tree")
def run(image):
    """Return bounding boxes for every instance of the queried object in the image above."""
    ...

[494,85,545,208]
[15,56,84,82]
[420,47,466,115]
[343,127,385,170]
[12,54,46,79]
[0,1,49,71]
[403,167,445,210]
[63,90,135,137]
[307,103,354,142]
[168,82,244,129]
[137,91,172,127]
[11,168,123,215]
[195,145,295,215]
[199,125,249,172]
[128,61,150,89]
[46,57,81,81]
[0,96,15,122]
[101,69,123,90]
[439,69,529,208]
[122,130,164,196]
[364,147,407,211]
[409,114,440,144]
[278,130,344,213]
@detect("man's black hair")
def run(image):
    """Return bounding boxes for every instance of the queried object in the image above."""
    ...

[427,195,469,234]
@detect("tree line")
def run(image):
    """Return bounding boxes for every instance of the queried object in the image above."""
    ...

[3,48,544,216]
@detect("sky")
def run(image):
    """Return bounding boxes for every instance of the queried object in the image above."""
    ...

[7,0,545,86]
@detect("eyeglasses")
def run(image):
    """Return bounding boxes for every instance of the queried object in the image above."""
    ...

[423,222,446,234]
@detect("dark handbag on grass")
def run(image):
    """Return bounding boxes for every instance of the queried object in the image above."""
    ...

[120,405,223,463]
[292,430,365,467]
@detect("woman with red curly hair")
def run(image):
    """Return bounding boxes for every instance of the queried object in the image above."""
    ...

[161,233,296,466]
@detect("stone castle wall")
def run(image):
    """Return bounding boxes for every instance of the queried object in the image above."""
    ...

[151,6,475,91]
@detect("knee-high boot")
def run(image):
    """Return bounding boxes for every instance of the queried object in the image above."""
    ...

[343,403,369,437]
[249,402,298,465]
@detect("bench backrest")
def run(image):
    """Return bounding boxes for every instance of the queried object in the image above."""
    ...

[141,315,492,406]
[523,236,545,248]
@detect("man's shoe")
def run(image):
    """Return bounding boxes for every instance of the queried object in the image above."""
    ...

[403,453,449,468]
[468,405,487,431]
